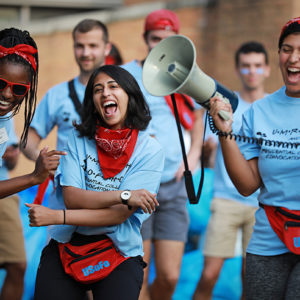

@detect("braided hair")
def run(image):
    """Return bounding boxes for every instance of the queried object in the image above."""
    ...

[0,28,39,147]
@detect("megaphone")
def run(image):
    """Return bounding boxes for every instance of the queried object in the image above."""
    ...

[142,35,238,120]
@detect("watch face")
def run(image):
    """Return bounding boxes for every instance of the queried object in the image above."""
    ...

[121,191,131,201]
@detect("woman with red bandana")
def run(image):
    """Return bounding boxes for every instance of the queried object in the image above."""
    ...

[27,65,164,300]
[0,28,65,300]
[209,17,300,299]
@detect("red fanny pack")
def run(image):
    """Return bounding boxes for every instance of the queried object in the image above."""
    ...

[261,204,300,254]
[58,233,129,284]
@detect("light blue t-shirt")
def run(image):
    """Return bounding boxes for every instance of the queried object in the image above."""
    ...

[30,76,85,151]
[213,93,259,207]
[0,117,18,180]
[122,60,199,183]
[240,86,300,255]
[48,129,164,257]
[0,115,16,169]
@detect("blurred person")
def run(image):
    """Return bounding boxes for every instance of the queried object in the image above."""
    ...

[123,9,203,300]
[193,41,270,300]
[105,43,123,65]
[206,17,300,299]
[0,27,64,300]
[26,65,164,300]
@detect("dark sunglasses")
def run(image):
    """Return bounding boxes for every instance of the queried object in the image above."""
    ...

[0,77,30,97]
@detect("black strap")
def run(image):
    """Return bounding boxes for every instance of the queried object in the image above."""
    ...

[68,79,83,117]
[171,93,205,204]
[181,94,195,112]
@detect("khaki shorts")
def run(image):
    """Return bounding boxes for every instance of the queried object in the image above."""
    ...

[203,197,257,258]
[0,194,26,264]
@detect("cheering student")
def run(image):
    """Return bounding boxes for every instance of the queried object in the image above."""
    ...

[0,27,65,300]
[209,17,300,299]
[27,65,164,300]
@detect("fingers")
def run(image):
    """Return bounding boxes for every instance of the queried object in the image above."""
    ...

[135,190,158,214]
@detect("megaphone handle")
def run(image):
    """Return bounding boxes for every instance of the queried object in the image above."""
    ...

[218,110,230,121]
[215,92,230,121]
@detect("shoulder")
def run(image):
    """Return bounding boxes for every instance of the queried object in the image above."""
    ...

[135,131,164,159]
[121,60,141,75]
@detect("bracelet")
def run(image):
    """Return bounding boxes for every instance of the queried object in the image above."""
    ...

[63,209,66,225]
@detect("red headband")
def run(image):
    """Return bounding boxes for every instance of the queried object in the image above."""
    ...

[0,44,37,72]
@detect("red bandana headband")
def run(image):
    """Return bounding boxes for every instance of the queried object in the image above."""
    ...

[0,44,37,72]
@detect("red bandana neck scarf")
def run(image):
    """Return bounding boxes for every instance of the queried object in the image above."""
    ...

[95,126,139,179]
[0,44,37,72]
[164,93,195,130]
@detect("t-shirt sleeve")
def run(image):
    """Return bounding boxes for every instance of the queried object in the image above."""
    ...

[119,142,165,225]
[239,106,260,160]
[55,131,85,190]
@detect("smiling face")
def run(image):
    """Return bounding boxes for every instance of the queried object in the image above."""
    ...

[93,72,129,130]
[0,61,30,116]
[279,32,300,97]
[74,28,111,76]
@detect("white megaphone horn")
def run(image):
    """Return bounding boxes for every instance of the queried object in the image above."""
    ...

[142,35,238,120]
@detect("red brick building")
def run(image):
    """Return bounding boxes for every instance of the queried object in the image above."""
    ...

[7,0,300,177]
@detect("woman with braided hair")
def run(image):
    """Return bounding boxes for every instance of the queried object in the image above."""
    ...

[0,27,65,300]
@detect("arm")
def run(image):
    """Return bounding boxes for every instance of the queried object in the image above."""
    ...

[210,96,262,196]
[175,108,204,181]
[26,203,133,227]
[21,128,42,161]
[0,147,66,199]
[63,186,158,214]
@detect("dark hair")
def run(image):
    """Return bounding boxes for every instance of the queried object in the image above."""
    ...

[72,19,109,43]
[0,27,39,147]
[235,41,269,66]
[75,65,151,138]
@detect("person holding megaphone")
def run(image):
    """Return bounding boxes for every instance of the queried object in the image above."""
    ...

[123,9,204,300]
[206,17,300,300]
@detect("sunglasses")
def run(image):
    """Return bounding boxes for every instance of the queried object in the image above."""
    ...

[0,77,30,97]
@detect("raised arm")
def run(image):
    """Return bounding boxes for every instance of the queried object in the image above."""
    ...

[0,147,66,199]
[210,96,262,196]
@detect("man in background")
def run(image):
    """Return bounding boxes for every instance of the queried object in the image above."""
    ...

[123,9,203,300]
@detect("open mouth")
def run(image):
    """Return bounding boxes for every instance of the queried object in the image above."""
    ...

[287,67,300,83]
[103,101,117,116]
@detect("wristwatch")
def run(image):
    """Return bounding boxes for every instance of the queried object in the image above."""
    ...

[121,190,132,210]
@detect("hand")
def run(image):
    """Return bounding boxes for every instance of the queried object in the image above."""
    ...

[25,203,63,226]
[128,189,159,214]
[32,147,67,184]
[2,144,20,170]
[209,96,233,133]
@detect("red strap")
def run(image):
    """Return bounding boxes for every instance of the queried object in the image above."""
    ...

[33,175,54,204]
[164,94,195,130]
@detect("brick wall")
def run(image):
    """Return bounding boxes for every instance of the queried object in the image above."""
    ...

[10,1,300,178]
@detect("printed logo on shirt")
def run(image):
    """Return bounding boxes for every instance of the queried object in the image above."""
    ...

[82,260,110,277]
[0,127,8,145]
